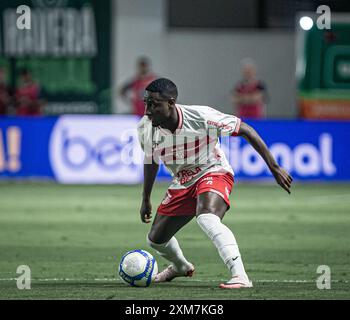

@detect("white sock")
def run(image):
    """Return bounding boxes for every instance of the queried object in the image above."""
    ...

[197,213,248,279]
[147,235,192,274]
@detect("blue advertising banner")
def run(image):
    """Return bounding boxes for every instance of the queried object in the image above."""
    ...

[0,117,56,178]
[156,120,350,182]
[49,115,142,184]
[0,117,349,182]
[227,120,350,181]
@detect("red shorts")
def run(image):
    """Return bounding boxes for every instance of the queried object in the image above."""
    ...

[157,172,234,216]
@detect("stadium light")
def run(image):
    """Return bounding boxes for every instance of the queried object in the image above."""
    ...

[299,16,313,30]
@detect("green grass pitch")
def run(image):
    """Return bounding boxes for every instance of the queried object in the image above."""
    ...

[0,181,349,300]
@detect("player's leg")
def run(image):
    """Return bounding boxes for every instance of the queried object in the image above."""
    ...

[195,174,252,288]
[148,212,194,244]
[147,213,195,282]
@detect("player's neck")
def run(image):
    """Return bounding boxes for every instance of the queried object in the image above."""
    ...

[159,107,179,133]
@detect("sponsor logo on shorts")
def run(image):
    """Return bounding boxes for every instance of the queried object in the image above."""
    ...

[201,176,213,182]
[178,167,202,185]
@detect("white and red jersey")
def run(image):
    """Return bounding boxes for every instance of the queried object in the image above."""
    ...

[137,104,241,189]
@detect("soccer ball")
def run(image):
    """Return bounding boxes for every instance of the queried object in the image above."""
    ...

[118,249,158,287]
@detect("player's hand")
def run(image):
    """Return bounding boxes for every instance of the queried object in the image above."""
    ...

[140,199,152,223]
[271,165,293,194]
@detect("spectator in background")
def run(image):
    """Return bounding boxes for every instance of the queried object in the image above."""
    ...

[119,56,157,117]
[0,67,11,115]
[231,58,268,120]
[15,68,42,116]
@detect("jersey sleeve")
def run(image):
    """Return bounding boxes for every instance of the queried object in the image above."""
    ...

[203,106,241,137]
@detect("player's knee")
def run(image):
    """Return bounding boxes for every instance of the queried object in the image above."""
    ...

[196,200,212,215]
[197,207,226,219]
[196,202,225,218]
[147,232,163,247]
[196,193,227,217]
[146,233,156,247]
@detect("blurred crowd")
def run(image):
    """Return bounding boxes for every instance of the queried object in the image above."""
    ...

[119,56,268,120]
[1,56,268,120]
[0,67,43,117]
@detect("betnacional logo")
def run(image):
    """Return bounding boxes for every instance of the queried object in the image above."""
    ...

[49,116,143,183]
[222,133,337,177]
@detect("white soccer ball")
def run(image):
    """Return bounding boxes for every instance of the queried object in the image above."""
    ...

[118,249,158,287]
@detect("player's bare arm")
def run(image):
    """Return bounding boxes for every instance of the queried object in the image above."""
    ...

[140,159,159,223]
[237,121,293,194]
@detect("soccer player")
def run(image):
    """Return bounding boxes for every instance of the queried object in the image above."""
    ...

[137,78,292,289]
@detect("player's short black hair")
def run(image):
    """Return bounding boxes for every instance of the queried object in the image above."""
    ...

[145,78,178,100]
